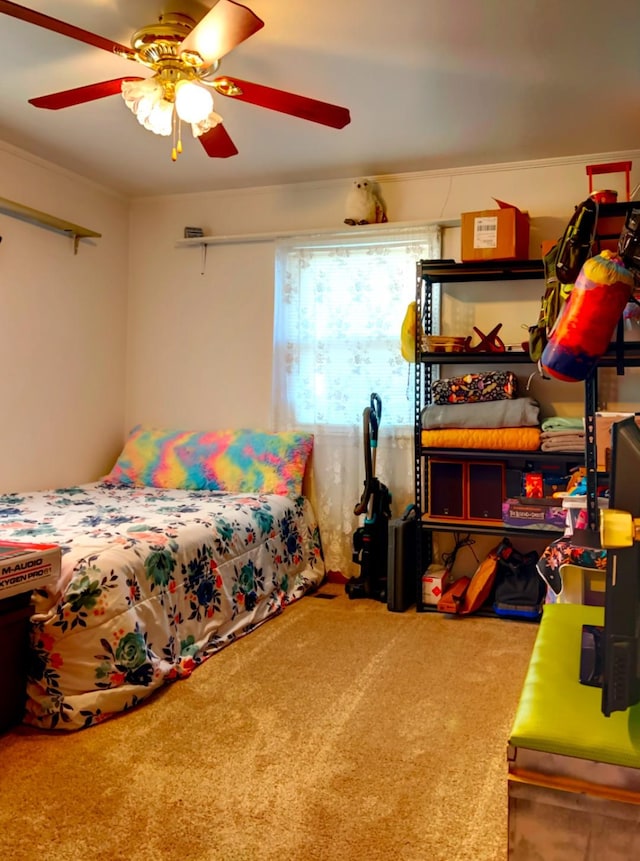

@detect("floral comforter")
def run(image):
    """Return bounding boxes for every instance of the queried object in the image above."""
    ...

[0,482,324,730]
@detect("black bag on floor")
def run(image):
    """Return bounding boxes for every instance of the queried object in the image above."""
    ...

[493,540,545,620]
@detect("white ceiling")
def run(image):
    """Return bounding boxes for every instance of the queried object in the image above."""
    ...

[0,0,639,198]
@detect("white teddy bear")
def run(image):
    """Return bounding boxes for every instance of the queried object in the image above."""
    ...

[344,178,387,225]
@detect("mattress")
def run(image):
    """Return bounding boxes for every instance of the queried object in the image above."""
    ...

[0,482,324,730]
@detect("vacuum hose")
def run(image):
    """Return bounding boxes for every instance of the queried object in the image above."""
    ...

[353,393,382,516]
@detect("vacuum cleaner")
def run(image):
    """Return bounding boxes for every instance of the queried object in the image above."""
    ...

[346,393,392,602]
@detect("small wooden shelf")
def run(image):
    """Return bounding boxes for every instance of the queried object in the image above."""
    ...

[0,195,101,253]
[176,218,462,273]
[175,218,462,249]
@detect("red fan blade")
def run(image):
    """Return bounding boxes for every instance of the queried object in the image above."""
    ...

[0,1,134,57]
[179,0,263,63]
[212,77,351,129]
[198,124,239,158]
[29,78,144,110]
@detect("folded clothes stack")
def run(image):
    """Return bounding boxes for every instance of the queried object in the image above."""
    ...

[539,417,585,452]
[421,396,540,430]
[422,372,541,450]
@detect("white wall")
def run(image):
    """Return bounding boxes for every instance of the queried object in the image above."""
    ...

[127,149,640,430]
[1,143,637,496]
[0,142,129,493]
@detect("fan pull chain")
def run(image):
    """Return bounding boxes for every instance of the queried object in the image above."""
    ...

[171,111,183,162]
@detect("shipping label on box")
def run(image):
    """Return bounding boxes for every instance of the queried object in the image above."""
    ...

[0,542,61,599]
[461,199,530,262]
[473,215,499,249]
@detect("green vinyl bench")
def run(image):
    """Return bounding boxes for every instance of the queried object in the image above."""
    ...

[508,602,640,860]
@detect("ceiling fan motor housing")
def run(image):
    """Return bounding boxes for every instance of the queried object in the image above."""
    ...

[130,13,208,70]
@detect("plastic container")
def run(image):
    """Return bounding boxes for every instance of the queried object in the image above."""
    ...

[556,564,606,607]
[562,495,608,536]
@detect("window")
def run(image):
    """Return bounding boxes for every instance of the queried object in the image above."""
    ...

[273,225,441,429]
[272,224,441,575]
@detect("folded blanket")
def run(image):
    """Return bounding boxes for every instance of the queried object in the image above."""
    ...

[541,416,585,432]
[540,439,585,452]
[421,427,541,450]
[540,431,585,442]
[421,397,540,430]
[540,432,585,454]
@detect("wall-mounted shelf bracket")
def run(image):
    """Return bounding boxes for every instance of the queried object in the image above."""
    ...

[0,195,101,254]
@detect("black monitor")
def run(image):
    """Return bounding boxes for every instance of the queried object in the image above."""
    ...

[601,416,640,716]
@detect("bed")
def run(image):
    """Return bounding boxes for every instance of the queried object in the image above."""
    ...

[0,427,325,731]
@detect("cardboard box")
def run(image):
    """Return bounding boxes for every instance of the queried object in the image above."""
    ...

[501,498,566,532]
[595,411,640,471]
[422,567,449,605]
[461,199,530,262]
[0,542,61,599]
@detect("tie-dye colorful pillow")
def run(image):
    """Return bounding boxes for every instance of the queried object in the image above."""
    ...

[104,426,314,497]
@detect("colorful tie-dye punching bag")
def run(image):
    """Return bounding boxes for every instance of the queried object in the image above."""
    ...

[540,250,635,382]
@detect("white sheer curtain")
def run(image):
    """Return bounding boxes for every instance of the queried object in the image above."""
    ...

[272,225,441,576]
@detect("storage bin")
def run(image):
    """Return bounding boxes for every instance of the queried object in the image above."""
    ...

[556,564,606,607]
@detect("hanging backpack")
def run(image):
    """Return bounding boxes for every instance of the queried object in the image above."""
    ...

[528,242,574,361]
[555,197,599,285]
[528,198,600,362]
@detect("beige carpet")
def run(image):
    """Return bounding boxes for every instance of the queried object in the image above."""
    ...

[0,584,537,861]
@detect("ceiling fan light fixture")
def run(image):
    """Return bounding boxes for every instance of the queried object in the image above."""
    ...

[174,79,213,125]
[192,111,224,138]
[2,1,352,164]
[122,78,174,136]
[141,100,174,136]
[121,77,161,110]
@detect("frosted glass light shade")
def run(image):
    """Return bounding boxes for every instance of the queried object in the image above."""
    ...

[175,80,213,124]
[121,78,173,136]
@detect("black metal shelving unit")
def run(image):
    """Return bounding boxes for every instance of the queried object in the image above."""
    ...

[414,258,578,613]
[414,256,640,611]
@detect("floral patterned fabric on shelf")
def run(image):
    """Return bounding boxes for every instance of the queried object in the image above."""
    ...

[537,535,607,597]
[0,482,324,731]
[431,371,518,405]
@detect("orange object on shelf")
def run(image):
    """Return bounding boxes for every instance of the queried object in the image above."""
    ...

[586,161,632,201]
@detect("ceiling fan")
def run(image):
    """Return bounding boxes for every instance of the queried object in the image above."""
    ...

[0,0,351,161]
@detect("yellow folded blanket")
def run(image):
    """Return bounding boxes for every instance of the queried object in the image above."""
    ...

[421,427,541,450]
